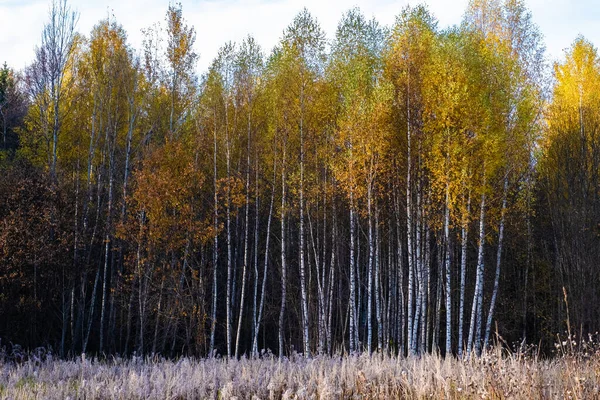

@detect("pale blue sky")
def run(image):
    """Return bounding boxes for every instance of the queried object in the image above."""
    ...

[0,0,598,74]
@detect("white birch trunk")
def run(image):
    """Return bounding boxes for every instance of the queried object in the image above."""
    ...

[299,100,310,356]
[458,190,470,357]
[235,113,252,358]
[99,141,114,354]
[326,219,336,354]
[225,102,233,358]
[484,176,508,349]
[252,162,275,357]
[375,208,383,352]
[468,173,486,357]
[444,185,452,355]
[420,220,430,354]
[278,148,287,359]
[412,184,422,354]
[349,190,357,353]
[394,185,405,354]
[406,82,415,354]
[251,155,260,357]
[308,198,325,354]
[367,182,374,353]
[209,108,218,356]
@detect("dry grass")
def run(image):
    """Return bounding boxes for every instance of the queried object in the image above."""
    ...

[1,347,599,399]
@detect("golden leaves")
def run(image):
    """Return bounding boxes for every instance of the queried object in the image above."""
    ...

[128,139,208,253]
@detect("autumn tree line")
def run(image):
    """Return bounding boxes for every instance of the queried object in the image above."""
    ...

[0,0,599,359]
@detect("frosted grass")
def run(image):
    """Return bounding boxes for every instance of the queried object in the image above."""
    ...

[1,348,599,399]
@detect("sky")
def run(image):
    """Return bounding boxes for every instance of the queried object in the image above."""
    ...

[1,0,599,74]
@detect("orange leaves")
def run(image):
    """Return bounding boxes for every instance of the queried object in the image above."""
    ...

[129,139,207,252]
[217,176,246,211]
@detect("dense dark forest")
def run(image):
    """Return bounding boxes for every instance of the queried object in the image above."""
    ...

[0,0,599,359]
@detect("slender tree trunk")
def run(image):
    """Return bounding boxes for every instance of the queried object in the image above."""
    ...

[357,222,362,347]
[124,274,136,355]
[83,259,101,354]
[484,176,508,349]
[420,220,430,354]
[307,193,324,354]
[152,278,165,354]
[210,108,219,356]
[349,189,357,353]
[82,160,105,354]
[299,94,310,356]
[136,213,146,355]
[225,105,233,358]
[394,181,405,354]
[412,186,422,354]
[117,84,136,355]
[232,205,240,313]
[76,99,97,353]
[375,207,383,352]
[278,147,287,359]
[51,79,60,183]
[99,134,115,353]
[522,174,532,341]
[406,101,415,354]
[251,154,260,357]
[458,190,470,357]
[253,166,274,357]
[60,271,68,357]
[326,211,336,355]
[69,286,75,353]
[71,159,80,354]
[312,209,326,355]
[235,113,252,358]
[320,179,328,355]
[385,217,393,353]
[434,255,443,352]
[444,184,452,355]
[468,172,486,356]
[367,180,374,353]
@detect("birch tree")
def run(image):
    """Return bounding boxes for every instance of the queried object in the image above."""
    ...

[385,5,436,354]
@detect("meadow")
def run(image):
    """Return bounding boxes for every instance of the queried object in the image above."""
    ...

[1,345,599,399]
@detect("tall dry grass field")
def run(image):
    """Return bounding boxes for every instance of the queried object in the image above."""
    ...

[1,346,599,399]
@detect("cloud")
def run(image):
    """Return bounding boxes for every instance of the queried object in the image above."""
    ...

[0,0,467,73]
[0,0,47,70]
[1,0,599,73]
